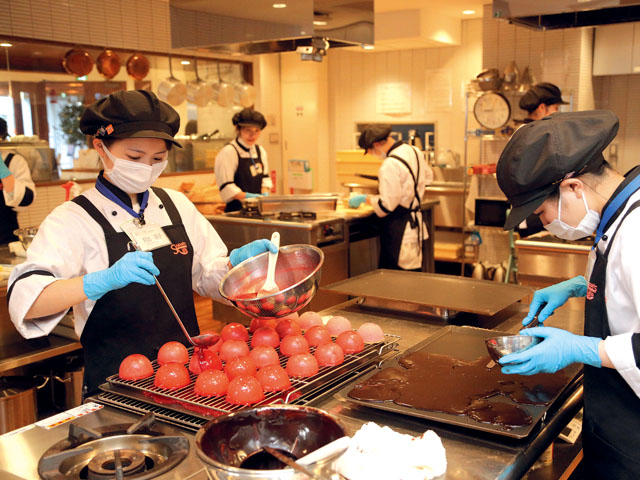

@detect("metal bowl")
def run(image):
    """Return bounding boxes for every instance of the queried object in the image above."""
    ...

[195,405,347,479]
[13,227,39,250]
[219,244,324,319]
[476,68,503,91]
[485,335,543,362]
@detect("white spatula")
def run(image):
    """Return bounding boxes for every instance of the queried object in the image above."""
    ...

[257,231,280,296]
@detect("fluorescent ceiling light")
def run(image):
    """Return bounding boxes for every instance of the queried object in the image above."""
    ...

[181,60,191,65]
[462,9,476,15]
[273,3,287,8]
[362,44,375,50]
[313,20,327,26]
[0,42,12,47]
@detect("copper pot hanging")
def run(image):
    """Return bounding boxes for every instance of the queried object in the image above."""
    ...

[62,48,93,76]
[96,49,121,79]
[126,53,150,81]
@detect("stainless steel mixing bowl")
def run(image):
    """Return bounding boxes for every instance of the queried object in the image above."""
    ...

[219,244,324,318]
[195,405,347,479]
[485,335,543,363]
[13,227,39,250]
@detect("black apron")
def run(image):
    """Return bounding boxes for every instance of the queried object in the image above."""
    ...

[72,187,199,396]
[378,144,424,271]
[222,141,265,212]
[582,199,640,479]
[0,153,19,245]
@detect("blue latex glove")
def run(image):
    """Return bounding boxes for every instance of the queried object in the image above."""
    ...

[245,192,264,199]
[83,251,160,300]
[0,154,11,179]
[349,194,368,208]
[262,191,270,196]
[500,327,601,375]
[229,239,278,267]
[523,275,588,326]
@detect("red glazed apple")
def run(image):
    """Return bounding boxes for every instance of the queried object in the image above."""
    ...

[157,341,189,366]
[314,343,345,367]
[276,318,301,338]
[251,327,280,349]
[298,311,323,330]
[154,363,190,390]
[357,322,385,343]
[249,317,278,333]
[304,326,332,347]
[249,345,280,368]
[256,365,291,392]
[286,353,319,378]
[225,355,257,380]
[189,348,222,375]
[194,370,229,397]
[119,354,154,380]
[221,323,249,342]
[279,334,309,357]
[226,375,264,405]
[219,340,250,363]
[335,331,365,354]
[326,316,352,336]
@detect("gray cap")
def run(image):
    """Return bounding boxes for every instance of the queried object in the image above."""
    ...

[519,82,569,113]
[497,110,619,230]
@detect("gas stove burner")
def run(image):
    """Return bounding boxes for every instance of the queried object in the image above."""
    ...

[38,413,189,480]
[277,211,317,221]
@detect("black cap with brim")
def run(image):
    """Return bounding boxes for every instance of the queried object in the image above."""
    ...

[497,110,619,230]
[80,90,182,147]
[358,124,392,153]
[519,82,569,112]
[232,109,267,130]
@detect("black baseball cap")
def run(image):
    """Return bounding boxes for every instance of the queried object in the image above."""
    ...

[358,124,392,152]
[80,90,182,147]
[519,82,569,113]
[232,108,267,129]
[497,110,619,230]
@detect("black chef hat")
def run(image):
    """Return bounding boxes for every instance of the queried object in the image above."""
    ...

[358,124,392,152]
[80,90,182,147]
[519,82,569,113]
[232,109,267,129]
[497,110,619,230]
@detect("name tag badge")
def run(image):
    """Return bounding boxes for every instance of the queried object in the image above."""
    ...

[121,220,171,252]
[249,163,263,177]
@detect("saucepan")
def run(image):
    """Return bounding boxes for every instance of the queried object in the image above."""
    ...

[158,56,187,107]
[195,405,348,479]
[187,58,215,107]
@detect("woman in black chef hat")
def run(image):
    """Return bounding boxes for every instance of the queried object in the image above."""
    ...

[6,90,275,396]
[497,110,640,478]
[214,108,272,212]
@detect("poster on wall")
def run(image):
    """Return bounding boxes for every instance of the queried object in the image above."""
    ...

[376,82,411,115]
[425,68,452,110]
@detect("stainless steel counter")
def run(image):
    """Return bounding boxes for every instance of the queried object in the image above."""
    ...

[306,298,585,480]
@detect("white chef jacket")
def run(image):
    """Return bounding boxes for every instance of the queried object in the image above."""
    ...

[8,186,230,340]
[594,187,640,398]
[1,151,36,209]
[370,143,433,269]
[214,138,272,203]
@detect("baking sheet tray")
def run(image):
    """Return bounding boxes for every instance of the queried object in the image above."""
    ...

[321,270,532,317]
[334,326,581,439]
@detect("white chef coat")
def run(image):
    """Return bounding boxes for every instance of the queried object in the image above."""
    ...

[370,143,433,270]
[1,151,36,209]
[8,186,230,340]
[214,138,272,203]
[594,187,640,398]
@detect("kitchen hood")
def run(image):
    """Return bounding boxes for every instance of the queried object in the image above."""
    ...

[169,0,373,59]
[493,0,640,30]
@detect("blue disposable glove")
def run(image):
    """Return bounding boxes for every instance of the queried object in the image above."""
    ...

[245,192,264,199]
[229,239,278,267]
[0,154,11,179]
[83,251,160,300]
[522,276,588,326]
[349,194,368,208]
[262,191,270,196]
[500,327,601,375]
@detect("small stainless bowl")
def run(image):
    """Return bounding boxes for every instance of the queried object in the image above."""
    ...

[13,226,39,250]
[219,244,324,319]
[485,335,543,363]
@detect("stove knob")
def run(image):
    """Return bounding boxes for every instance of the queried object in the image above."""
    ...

[324,225,334,236]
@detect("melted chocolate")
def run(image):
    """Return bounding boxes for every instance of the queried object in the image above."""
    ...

[349,352,570,429]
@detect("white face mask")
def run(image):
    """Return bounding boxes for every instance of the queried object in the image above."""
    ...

[101,142,167,194]
[544,189,600,241]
